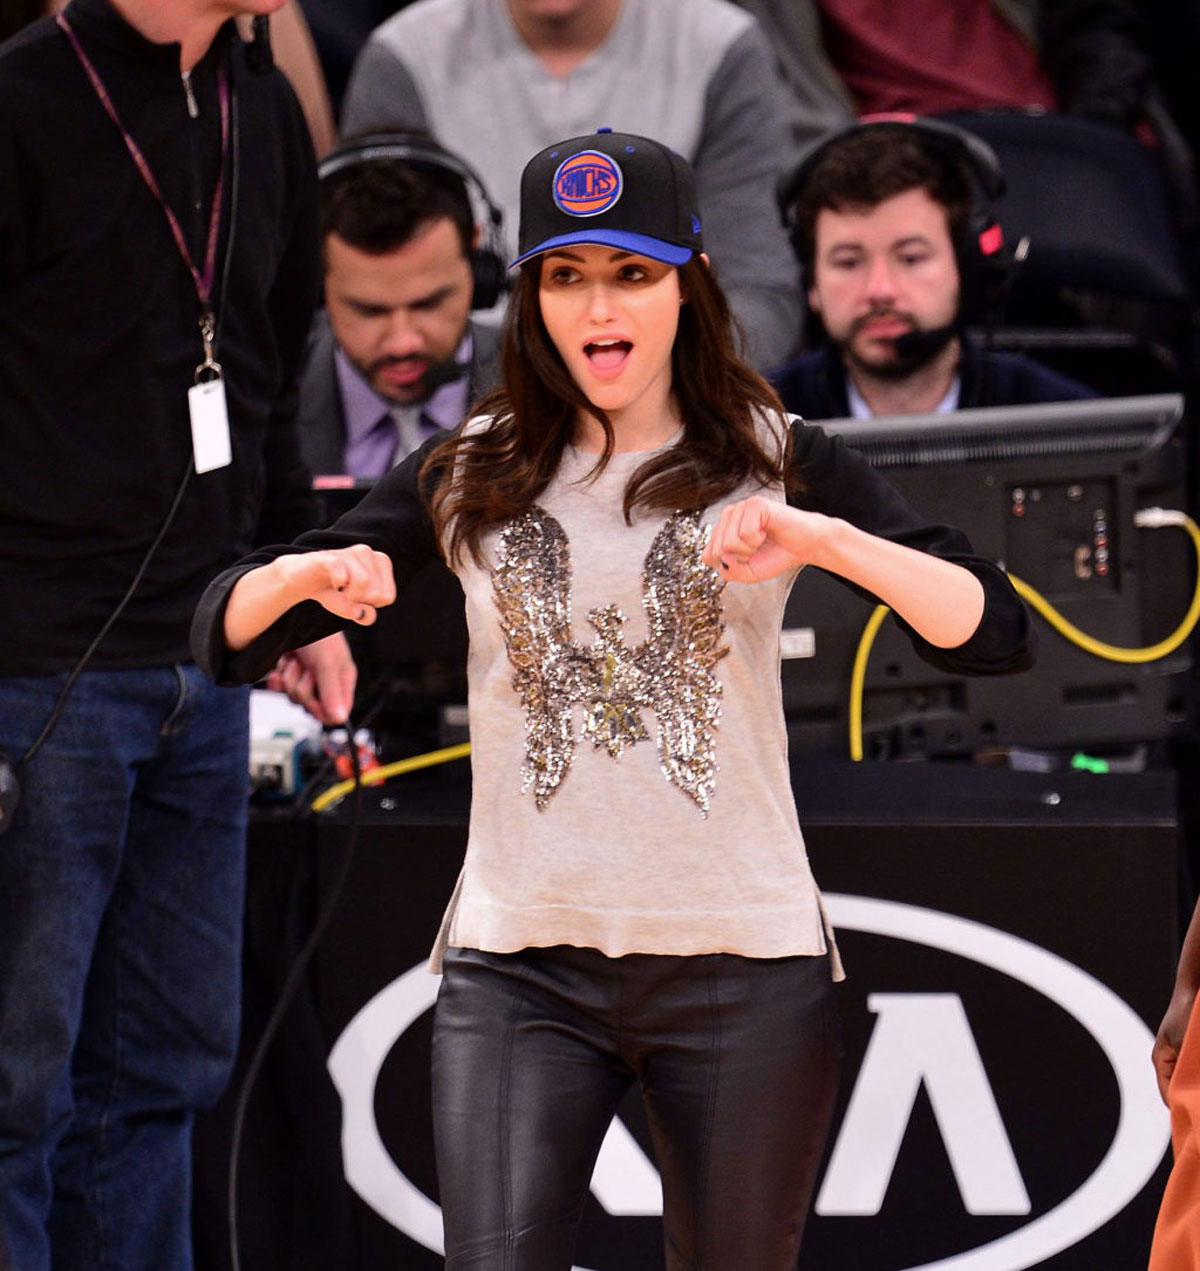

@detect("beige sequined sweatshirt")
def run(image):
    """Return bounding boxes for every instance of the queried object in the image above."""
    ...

[437,436,828,972]
[192,417,1035,975]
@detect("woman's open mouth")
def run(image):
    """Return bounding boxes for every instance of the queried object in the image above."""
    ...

[585,338,632,372]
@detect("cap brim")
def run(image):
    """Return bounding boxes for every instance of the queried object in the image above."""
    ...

[509,228,694,270]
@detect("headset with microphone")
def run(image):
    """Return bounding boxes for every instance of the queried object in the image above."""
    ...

[317,132,508,311]
[777,114,1022,332]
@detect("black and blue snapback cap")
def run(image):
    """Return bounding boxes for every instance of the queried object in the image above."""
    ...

[510,127,704,268]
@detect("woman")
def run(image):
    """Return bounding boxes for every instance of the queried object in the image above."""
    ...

[192,128,1033,1269]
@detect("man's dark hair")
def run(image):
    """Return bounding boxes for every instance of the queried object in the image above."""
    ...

[789,125,975,279]
[320,140,475,261]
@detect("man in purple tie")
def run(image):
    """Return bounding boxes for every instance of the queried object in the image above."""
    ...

[297,130,503,478]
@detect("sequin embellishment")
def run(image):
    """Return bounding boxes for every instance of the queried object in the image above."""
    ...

[492,507,728,814]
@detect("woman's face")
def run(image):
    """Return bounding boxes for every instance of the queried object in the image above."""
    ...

[537,245,681,434]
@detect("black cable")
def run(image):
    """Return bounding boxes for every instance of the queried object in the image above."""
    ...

[226,725,366,1271]
[285,687,390,818]
[18,459,193,767]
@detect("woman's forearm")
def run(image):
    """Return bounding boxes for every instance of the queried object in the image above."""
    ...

[222,545,397,651]
[807,516,986,649]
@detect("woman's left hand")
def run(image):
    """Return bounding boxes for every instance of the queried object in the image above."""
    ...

[706,494,985,648]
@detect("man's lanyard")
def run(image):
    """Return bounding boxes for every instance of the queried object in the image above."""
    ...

[56,12,230,384]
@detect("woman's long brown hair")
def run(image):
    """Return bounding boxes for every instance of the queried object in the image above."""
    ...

[423,254,798,566]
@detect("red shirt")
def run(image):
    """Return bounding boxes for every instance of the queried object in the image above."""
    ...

[818,0,1058,116]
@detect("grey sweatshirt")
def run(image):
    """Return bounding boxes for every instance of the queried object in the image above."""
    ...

[341,0,803,372]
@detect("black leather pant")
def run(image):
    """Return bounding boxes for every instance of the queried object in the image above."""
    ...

[432,944,841,1270]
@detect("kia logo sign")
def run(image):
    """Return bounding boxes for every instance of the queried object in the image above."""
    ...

[326,895,1169,1270]
[819,896,1168,1268]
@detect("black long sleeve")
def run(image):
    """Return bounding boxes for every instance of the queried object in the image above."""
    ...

[788,421,1036,676]
[192,434,444,685]
[0,0,320,675]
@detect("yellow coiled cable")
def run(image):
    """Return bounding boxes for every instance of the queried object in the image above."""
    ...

[849,509,1200,761]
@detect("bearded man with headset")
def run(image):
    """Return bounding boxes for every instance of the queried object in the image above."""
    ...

[773,117,1097,420]
[297,131,504,480]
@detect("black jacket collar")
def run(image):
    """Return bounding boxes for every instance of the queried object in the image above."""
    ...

[61,0,238,79]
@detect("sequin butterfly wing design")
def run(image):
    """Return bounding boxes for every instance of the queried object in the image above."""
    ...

[493,506,728,814]
[631,509,729,814]
[492,507,595,808]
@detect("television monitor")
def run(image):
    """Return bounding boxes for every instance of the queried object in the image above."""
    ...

[781,392,1194,760]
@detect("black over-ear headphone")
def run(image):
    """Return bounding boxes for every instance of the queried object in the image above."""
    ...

[776,114,1016,322]
[318,132,508,310]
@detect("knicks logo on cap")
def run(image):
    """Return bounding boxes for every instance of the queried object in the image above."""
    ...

[553,150,623,217]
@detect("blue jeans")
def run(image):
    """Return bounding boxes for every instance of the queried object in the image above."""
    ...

[0,665,250,1271]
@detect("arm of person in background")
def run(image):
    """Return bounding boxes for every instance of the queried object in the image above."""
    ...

[264,637,357,725]
[251,41,322,549]
[692,22,803,372]
[729,0,856,163]
[339,35,429,136]
[1154,893,1200,1103]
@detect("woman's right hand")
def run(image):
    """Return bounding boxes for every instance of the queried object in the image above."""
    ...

[223,544,396,651]
[272,545,397,625]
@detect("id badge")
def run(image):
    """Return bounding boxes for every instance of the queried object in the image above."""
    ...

[188,377,232,473]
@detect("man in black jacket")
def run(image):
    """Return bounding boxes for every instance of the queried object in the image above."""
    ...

[773,118,1096,420]
[0,3,350,1268]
